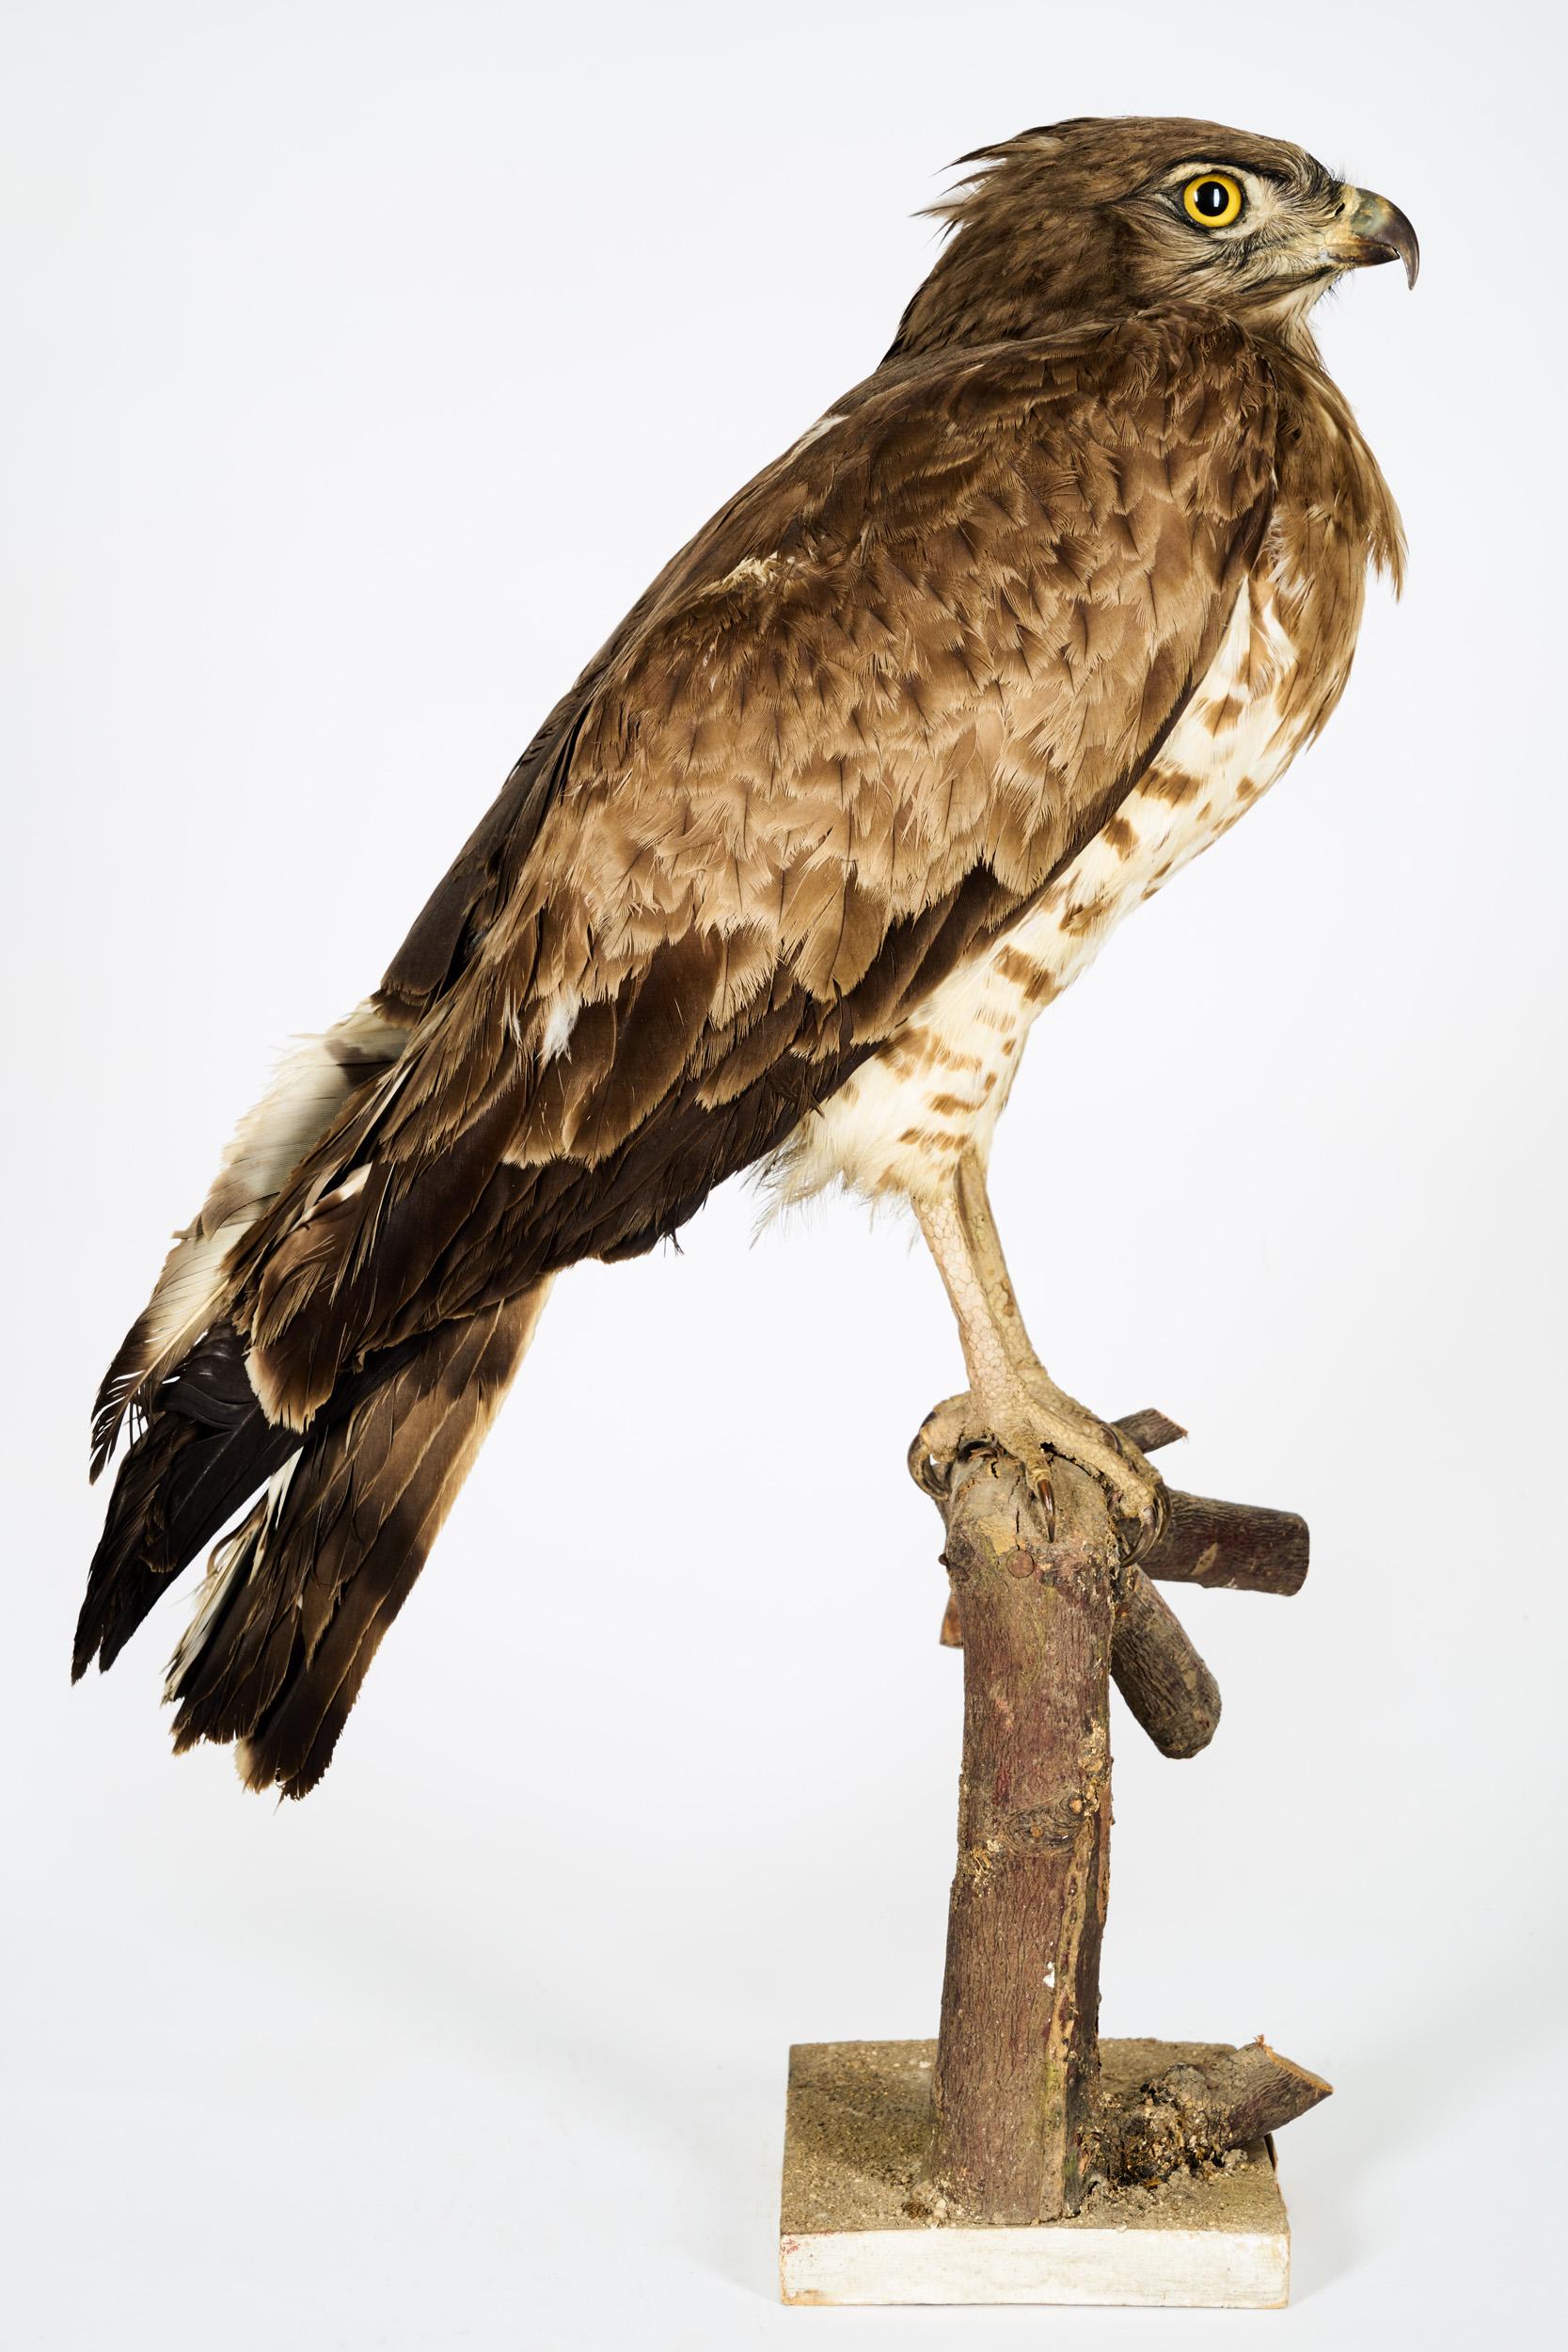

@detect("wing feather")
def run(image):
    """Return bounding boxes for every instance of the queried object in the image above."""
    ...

[225,310,1279,1426]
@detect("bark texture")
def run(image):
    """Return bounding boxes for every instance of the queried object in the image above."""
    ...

[1097,2039,1332,2183]
[929,1448,1114,2221]
[911,1400,1327,2220]
[1142,1490,1309,1596]
[1110,1569,1222,1758]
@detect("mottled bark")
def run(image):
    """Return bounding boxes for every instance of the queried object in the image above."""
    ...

[931,1406,1223,1758]
[1141,1489,1309,1596]
[1110,1569,1222,1758]
[932,1414,1306,1740]
[1096,2039,1332,2184]
[928,1448,1114,2221]
[911,1402,1327,2221]
[1112,1406,1188,1455]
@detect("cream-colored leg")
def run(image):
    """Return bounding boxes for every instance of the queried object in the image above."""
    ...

[912,1151,1161,1533]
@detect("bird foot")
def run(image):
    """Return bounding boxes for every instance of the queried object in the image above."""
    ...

[912,1370,1164,1547]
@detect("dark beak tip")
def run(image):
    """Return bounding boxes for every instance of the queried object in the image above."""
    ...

[1352,191,1420,291]
[1369,237,1420,290]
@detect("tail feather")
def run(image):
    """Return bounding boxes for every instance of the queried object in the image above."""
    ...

[81,992,554,1798]
[89,1001,407,1479]
[165,1282,550,1799]
[73,1323,297,1679]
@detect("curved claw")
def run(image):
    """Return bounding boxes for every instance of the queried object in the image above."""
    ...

[911,1383,1168,1560]
[1099,1421,1167,1553]
[908,1392,971,1500]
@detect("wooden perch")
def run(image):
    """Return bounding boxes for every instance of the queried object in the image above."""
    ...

[1116,1410,1308,1598]
[928,1408,1307,1700]
[911,1397,1328,2220]
[1097,2039,1332,2185]
[1110,1570,1221,1758]
[1140,1490,1308,1597]
[1110,1410,1222,1758]
[1113,1406,1188,1454]
[928,1406,1223,1757]
[928,1446,1114,2222]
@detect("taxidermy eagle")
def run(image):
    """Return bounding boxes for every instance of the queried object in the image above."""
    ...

[77,118,1416,1798]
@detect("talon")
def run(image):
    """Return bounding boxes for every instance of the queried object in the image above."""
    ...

[911,1375,1167,1546]
[1103,1459,1167,1559]
[910,1391,972,1499]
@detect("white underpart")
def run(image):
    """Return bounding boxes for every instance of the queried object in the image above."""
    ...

[770,571,1310,1209]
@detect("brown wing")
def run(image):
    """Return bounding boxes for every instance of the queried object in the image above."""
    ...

[231,310,1279,1426]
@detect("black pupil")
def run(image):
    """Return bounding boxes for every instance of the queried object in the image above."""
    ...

[1195,180,1229,217]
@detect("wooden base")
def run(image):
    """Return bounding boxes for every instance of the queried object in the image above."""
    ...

[779,2040,1291,2309]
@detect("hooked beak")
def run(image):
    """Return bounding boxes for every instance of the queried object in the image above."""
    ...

[1335,185,1420,287]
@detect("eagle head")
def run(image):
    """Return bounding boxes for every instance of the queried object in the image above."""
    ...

[891,116,1418,358]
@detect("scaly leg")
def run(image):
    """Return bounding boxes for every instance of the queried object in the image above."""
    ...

[912,1150,1162,1536]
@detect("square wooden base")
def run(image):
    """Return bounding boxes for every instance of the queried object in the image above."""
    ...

[779,2039,1291,2309]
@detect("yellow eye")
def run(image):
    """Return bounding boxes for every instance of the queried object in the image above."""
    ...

[1181,172,1244,228]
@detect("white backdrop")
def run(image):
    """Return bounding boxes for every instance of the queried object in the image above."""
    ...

[4,3,1563,2344]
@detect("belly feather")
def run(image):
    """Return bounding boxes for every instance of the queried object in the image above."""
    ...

[768,573,1318,1208]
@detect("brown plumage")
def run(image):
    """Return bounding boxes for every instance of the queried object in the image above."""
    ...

[78,118,1414,1795]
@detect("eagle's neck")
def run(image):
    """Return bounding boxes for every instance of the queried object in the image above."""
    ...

[888,216,1339,368]
[887,230,1105,358]
[1271,344,1407,596]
